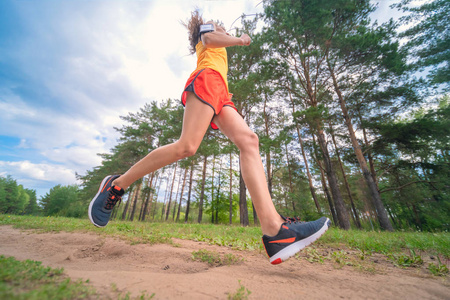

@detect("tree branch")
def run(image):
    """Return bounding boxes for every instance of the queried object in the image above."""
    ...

[380,180,436,193]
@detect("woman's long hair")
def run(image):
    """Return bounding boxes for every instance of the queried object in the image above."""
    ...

[182,10,204,54]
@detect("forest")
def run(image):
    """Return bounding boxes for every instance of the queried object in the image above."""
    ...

[1,0,448,232]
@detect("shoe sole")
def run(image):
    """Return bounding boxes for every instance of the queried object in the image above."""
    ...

[88,175,114,228]
[269,218,331,265]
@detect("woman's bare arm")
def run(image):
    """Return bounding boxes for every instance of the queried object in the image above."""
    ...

[202,31,251,48]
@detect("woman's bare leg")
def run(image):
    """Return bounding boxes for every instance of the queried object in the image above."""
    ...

[213,107,283,236]
[113,93,214,190]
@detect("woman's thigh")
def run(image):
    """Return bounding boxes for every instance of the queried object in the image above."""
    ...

[213,106,257,149]
[179,92,215,147]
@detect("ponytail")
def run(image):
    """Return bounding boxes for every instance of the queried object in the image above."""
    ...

[182,11,204,54]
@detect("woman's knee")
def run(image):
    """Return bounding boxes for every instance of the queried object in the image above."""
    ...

[236,130,259,152]
[175,141,198,159]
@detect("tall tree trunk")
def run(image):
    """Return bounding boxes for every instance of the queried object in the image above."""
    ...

[122,185,136,220]
[289,92,321,212]
[211,155,216,224]
[148,173,160,220]
[329,124,362,229]
[161,176,170,220]
[300,50,349,228]
[165,163,177,221]
[328,62,393,231]
[185,161,194,223]
[176,167,188,222]
[239,168,249,226]
[172,167,183,221]
[263,97,273,197]
[112,198,120,219]
[138,179,146,221]
[215,158,223,224]
[317,156,338,226]
[130,181,142,221]
[284,141,296,213]
[229,152,233,225]
[121,192,131,220]
[283,186,289,210]
[198,155,208,223]
[386,206,398,229]
[151,173,163,220]
[357,108,378,184]
[252,203,258,225]
[315,130,350,229]
[141,172,156,221]
[138,176,149,221]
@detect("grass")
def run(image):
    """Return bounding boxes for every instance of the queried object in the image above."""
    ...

[295,246,380,273]
[428,260,449,276]
[0,255,95,299]
[0,214,263,251]
[302,247,327,264]
[191,249,243,266]
[0,254,155,300]
[321,226,450,258]
[227,280,251,300]
[1,214,449,258]
[388,249,424,268]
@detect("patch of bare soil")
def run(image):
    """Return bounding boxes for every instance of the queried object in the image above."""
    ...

[0,225,448,299]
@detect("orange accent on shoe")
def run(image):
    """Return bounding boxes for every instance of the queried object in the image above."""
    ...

[269,237,295,244]
[271,258,283,265]
[282,225,289,230]
[101,177,114,193]
[114,186,122,191]
[111,196,115,199]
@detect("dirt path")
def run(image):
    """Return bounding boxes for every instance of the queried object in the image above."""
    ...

[1,226,448,299]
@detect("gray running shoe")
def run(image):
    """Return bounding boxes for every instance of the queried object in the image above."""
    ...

[262,216,331,264]
[88,175,124,227]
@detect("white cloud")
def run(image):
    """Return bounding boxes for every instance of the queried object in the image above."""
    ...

[0,161,76,185]
[0,91,36,120]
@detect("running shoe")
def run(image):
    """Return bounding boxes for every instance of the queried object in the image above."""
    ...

[88,175,124,227]
[262,216,331,264]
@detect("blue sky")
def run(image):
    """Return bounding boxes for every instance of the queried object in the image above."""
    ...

[0,0,400,198]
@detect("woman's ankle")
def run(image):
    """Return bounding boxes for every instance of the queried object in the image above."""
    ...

[112,178,127,191]
[261,217,284,237]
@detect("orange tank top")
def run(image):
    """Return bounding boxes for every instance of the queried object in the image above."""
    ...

[191,41,229,91]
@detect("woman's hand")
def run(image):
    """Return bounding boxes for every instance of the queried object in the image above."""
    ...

[240,34,251,46]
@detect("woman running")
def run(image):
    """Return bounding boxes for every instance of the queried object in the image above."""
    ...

[89,11,330,264]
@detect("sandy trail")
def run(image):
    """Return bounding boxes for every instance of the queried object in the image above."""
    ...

[0,225,448,299]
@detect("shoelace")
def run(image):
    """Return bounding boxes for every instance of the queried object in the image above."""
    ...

[284,216,303,224]
[104,190,122,210]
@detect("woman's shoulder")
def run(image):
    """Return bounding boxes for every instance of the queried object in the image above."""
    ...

[195,41,205,52]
